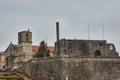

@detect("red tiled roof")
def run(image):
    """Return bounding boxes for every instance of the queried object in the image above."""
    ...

[12,44,54,52]
[32,45,39,51]
[14,45,19,48]
[47,46,54,52]
[0,51,4,55]
[32,45,54,52]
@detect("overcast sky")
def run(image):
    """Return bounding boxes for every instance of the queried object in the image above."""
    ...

[0,0,120,53]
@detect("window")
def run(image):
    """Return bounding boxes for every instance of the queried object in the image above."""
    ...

[26,34,29,42]
[19,34,21,42]
[26,37,29,42]
[26,34,28,36]
[95,50,101,56]
[110,45,114,50]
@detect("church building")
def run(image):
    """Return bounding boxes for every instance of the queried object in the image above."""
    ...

[4,29,54,69]
[0,51,5,68]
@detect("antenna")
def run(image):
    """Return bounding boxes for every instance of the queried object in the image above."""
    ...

[102,23,104,40]
[88,22,90,40]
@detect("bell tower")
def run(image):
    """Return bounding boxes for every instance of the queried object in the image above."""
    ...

[18,29,32,44]
[18,29,33,62]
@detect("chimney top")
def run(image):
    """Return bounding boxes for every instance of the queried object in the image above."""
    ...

[28,29,30,32]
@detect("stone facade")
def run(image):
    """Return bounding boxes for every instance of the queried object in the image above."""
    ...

[18,30,33,62]
[0,51,5,68]
[4,30,54,69]
[20,39,120,80]
[20,57,120,80]
[55,39,118,57]
[18,30,32,44]
[4,30,33,68]
[3,24,119,79]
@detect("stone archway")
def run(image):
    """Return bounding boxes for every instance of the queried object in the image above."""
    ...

[94,50,101,56]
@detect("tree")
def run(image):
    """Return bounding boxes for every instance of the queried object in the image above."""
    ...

[35,40,50,58]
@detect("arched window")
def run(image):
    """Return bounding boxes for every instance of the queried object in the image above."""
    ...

[95,50,101,56]
[110,45,114,50]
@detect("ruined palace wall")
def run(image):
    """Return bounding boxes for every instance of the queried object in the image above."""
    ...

[21,57,120,80]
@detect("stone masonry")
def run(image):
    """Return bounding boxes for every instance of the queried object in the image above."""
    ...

[20,39,120,80]
[55,39,118,57]
[21,57,120,80]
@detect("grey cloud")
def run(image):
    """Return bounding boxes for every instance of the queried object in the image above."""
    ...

[0,0,120,53]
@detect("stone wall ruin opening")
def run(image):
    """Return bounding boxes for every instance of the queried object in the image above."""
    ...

[94,50,101,56]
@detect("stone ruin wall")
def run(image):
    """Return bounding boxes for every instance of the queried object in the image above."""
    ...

[21,57,120,80]
[62,58,120,80]
[55,39,118,57]
[19,39,120,80]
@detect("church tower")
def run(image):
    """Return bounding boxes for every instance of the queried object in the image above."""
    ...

[18,29,33,62]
